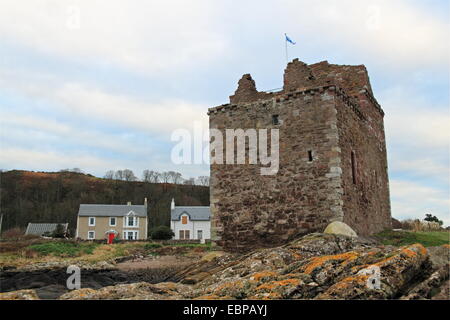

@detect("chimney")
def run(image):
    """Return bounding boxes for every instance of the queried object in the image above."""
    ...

[171,198,175,210]
[144,197,148,207]
[127,201,131,206]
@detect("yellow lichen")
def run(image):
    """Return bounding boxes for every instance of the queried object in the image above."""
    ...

[303,251,359,274]
[402,248,417,258]
[249,271,277,281]
[194,295,220,300]
[292,253,303,260]
[213,280,244,294]
[256,278,300,291]
[329,274,369,290]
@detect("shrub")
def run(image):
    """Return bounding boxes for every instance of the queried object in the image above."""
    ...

[150,226,174,240]
[52,224,66,238]
[424,214,443,226]
[1,227,25,239]
[144,243,163,249]
[401,219,442,232]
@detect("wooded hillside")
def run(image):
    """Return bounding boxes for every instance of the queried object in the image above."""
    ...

[0,170,209,236]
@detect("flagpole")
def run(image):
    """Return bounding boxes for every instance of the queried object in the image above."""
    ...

[285,38,288,63]
[285,33,288,64]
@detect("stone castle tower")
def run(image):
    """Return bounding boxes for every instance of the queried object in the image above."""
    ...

[208,59,392,251]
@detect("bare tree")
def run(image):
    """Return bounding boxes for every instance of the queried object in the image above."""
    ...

[142,169,152,182]
[197,176,210,186]
[160,171,170,183]
[144,170,161,183]
[104,170,115,179]
[171,171,183,184]
[114,170,124,180]
[152,172,161,183]
[123,169,137,181]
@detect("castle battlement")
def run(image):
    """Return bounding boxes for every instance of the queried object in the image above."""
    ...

[209,59,384,119]
[208,84,368,124]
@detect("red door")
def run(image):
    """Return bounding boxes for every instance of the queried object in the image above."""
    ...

[108,233,115,244]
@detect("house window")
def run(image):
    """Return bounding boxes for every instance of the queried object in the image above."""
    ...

[124,231,138,240]
[272,115,279,125]
[351,151,357,184]
[88,217,95,226]
[308,150,313,162]
[110,217,116,226]
[182,215,188,225]
[125,216,138,227]
[179,230,190,240]
[88,231,95,240]
[197,230,203,240]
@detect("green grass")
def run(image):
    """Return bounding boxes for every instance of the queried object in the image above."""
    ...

[143,243,163,250]
[28,241,99,257]
[374,230,450,247]
[171,242,212,249]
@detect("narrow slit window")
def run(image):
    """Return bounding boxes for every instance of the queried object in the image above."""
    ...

[272,115,279,125]
[308,150,313,162]
[351,151,357,184]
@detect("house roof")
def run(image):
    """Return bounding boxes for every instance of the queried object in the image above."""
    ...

[78,204,147,217]
[171,206,210,221]
[25,223,68,236]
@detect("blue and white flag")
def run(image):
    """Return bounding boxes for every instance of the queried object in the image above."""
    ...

[285,33,296,45]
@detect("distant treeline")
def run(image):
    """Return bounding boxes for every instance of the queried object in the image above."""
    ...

[0,170,209,236]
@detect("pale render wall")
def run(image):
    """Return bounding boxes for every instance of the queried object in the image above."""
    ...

[171,214,211,240]
[77,216,147,240]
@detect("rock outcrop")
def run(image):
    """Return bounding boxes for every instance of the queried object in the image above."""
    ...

[1,234,448,300]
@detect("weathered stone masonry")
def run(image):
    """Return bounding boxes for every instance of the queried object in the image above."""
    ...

[208,59,392,251]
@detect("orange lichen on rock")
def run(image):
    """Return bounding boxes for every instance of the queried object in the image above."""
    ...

[256,278,300,291]
[375,244,427,268]
[249,271,277,281]
[213,280,244,294]
[248,292,282,300]
[327,274,369,291]
[292,252,303,260]
[194,294,232,300]
[303,251,359,274]
[405,243,427,256]
[402,248,417,258]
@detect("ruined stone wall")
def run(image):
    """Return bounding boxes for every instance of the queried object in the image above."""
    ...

[210,86,344,251]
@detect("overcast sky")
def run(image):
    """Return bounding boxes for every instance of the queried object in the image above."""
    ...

[0,0,448,225]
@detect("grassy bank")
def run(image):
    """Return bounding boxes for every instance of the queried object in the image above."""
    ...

[374,230,449,247]
[0,239,212,268]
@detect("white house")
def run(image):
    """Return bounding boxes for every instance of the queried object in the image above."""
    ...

[170,199,211,240]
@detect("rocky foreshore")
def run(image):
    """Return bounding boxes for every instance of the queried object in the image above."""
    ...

[1,233,448,300]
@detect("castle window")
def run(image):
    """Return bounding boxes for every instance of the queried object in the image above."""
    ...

[351,151,357,184]
[308,150,313,162]
[272,115,279,125]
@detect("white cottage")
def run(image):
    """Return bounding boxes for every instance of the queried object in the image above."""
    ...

[170,199,211,240]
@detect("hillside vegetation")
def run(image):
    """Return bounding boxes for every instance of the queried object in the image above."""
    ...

[0,170,209,236]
